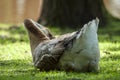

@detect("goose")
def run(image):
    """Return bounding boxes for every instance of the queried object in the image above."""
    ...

[24,18,100,72]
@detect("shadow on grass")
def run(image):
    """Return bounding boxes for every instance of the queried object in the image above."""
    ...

[0,60,85,80]
[0,59,66,80]
[0,59,33,73]
[0,59,120,80]
[0,59,32,67]
[0,59,37,80]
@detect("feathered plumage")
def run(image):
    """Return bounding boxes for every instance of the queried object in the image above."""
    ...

[24,18,100,72]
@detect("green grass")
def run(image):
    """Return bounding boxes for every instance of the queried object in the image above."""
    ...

[0,20,120,80]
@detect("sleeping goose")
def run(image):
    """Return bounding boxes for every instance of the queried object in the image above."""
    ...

[24,18,100,72]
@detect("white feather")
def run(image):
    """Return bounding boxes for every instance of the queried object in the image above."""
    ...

[59,18,100,72]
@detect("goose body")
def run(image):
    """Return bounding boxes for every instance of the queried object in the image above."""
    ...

[24,18,100,72]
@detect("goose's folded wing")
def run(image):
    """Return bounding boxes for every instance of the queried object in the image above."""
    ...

[33,32,78,71]
[33,40,65,71]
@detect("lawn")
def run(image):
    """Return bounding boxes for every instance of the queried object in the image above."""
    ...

[0,19,120,80]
